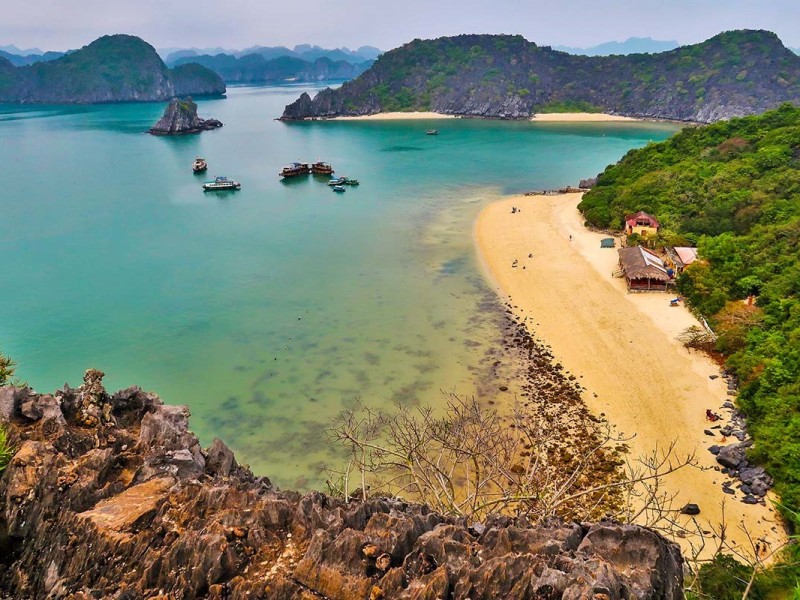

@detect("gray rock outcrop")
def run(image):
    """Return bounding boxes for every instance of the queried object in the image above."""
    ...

[0,375,684,599]
[148,97,223,135]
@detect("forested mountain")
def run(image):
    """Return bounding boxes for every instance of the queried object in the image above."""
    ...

[578,104,800,527]
[281,30,800,122]
[170,53,373,83]
[0,35,225,103]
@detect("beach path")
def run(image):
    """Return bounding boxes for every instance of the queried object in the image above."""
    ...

[475,192,786,559]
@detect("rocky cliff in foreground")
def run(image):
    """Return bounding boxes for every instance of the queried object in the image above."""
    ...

[281,30,800,122]
[148,97,223,135]
[0,35,225,104]
[0,372,683,599]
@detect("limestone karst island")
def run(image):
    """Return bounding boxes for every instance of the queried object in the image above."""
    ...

[1,2,800,598]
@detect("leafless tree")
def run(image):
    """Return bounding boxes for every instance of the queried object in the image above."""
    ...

[325,394,699,527]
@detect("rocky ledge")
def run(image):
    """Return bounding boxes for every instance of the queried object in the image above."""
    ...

[148,97,223,135]
[0,371,683,599]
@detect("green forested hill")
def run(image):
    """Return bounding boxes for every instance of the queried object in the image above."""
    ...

[0,35,225,103]
[281,30,800,122]
[579,104,800,523]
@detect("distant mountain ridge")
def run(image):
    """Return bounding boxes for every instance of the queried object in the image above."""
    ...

[171,53,373,83]
[0,49,66,66]
[553,37,679,56]
[164,44,381,66]
[0,34,225,103]
[281,30,800,123]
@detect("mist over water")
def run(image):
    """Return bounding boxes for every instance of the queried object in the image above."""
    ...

[0,84,676,488]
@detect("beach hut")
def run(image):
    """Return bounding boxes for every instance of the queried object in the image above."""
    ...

[665,246,698,274]
[624,211,660,236]
[600,238,615,248]
[617,246,673,292]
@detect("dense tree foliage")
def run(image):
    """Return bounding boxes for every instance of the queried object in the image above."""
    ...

[580,104,800,529]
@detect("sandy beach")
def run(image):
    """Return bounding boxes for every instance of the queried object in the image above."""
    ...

[333,111,457,120]
[332,111,637,122]
[475,192,786,558]
[531,113,638,122]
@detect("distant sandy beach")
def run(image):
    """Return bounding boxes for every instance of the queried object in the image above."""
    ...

[475,192,786,558]
[332,112,637,122]
[333,112,457,120]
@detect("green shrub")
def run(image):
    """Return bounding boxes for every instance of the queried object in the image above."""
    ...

[0,425,12,474]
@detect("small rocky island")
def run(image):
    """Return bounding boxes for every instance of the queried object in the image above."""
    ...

[148,97,223,135]
[0,372,684,599]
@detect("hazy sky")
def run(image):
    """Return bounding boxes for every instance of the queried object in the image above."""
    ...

[2,0,799,52]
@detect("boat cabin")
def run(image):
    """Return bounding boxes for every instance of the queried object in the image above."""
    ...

[312,161,334,175]
[624,211,660,236]
[280,162,311,177]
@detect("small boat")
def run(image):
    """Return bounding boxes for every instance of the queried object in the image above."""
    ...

[203,176,241,191]
[279,162,311,178]
[328,177,347,186]
[311,161,334,175]
[193,157,208,173]
[426,129,439,135]
[332,185,346,193]
[343,178,359,186]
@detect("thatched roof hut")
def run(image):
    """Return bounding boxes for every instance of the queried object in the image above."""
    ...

[618,246,672,291]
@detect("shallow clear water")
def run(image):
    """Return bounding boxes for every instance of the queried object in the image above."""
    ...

[0,85,677,488]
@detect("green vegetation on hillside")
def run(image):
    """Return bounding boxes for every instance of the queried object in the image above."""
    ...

[0,34,224,103]
[283,30,800,122]
[581,103,800,507]
[580,103,800,596]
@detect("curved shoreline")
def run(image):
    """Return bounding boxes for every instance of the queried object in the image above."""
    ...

[328,111,642,122]
[474,192,786,558]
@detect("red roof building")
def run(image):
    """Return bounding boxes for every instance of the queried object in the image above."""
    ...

[624,211,660,236]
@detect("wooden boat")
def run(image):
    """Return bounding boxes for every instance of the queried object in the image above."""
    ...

[426,129,439,135]
[193,157,208,173]
[311,161,334,175]
[332,185,346,193]
[279,162,311,177]
[328,177,347,186]
[343,178,359,186]
[203,176,241,191]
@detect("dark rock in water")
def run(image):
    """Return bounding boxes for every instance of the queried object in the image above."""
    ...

[680,503,701,515]
[148,96,223,135]
[0,376,685,599]
[579,177,598,189]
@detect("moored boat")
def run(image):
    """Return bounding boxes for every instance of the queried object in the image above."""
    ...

[426,129,439,135]
[343,178,359,186]
[279,162,311,177]
[328,177,347,186]
[311,161,334,175]
[203,176,242,191]
[332,185,346,193]
[193,157,208,173]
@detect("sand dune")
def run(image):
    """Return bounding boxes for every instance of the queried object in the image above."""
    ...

[475,192,786,559]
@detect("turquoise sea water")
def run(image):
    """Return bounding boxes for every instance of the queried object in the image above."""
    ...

[0,84,677,488]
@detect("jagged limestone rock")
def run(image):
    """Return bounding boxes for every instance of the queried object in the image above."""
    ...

[0,381,683,599]
[148,97,223,135]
